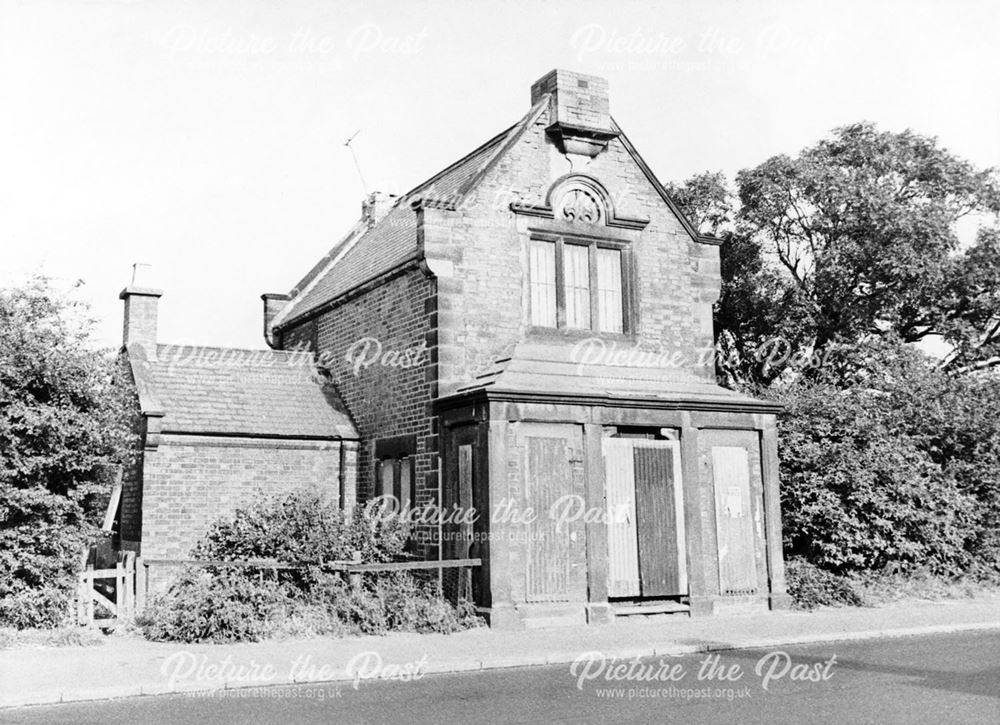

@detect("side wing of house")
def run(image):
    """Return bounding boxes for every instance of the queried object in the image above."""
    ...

[116,280,359,591]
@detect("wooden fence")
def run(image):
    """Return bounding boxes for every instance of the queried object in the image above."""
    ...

[142,555,482,598]
[75,552,480,627]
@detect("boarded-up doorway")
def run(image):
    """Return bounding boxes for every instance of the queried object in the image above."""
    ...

[707,440,764,597]
[603,438,687,598]
[518,424,587,603]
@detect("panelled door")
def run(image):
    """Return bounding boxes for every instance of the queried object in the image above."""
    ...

[603,438,687,598]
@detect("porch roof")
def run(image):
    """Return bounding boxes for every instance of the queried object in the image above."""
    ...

[448,342,781,414]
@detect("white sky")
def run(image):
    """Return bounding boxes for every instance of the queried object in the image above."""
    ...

[2,0,998,350]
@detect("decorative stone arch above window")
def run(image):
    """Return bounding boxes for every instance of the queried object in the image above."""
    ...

[511,174,647,338]
[510,174,649,231]
[553,179,604,225]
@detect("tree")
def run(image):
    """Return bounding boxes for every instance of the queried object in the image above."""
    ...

[0,277,138,627]
[668,130,1000,583]
[665,170,733,237]
[668,173,816,386]
[921,227,1000,371]
[671,124,1000,385]
[735,122,1000,380]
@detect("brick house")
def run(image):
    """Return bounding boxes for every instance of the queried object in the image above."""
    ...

[119,69,790,626]
[116,272,359,587]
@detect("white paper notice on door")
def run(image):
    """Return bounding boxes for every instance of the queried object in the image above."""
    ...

[725,486,743,517]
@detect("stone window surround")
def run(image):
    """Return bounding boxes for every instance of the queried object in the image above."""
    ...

[511,174,647,342]
[527,230,636,336]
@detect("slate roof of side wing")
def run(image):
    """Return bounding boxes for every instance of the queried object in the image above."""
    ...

[125,343,358,439]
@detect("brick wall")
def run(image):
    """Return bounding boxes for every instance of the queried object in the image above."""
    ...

[116,355,146,551]
[283,268,439,556]
[119,451,143,550]
[140,435,354,565]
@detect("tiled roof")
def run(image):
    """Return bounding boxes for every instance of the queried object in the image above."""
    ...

[289,201,419,319]
[273,99,548,329]
[127,344,357,439]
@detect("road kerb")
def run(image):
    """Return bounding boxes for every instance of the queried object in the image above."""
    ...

[3,619,1000,710]
[646,620,1000,657]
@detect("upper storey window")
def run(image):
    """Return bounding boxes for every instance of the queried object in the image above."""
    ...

[528,184,633,334]
[529,238,626,333]
[520,175,644,336]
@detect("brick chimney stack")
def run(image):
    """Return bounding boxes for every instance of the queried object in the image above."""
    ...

[119,263,162,359]
[361,191,398,228]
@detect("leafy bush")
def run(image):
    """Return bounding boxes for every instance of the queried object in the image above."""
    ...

[785,559,863,610]
[0,624,105,649]
[853,566,1000,606]
[138,489,482,642]
[775,341,995,577]
[0,582,75,630]
[136,568,288,643]
[193,488,406,573]
[271,602,348,639]
[310,572,482,636]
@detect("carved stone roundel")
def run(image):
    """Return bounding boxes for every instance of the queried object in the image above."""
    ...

[559,188,602,224]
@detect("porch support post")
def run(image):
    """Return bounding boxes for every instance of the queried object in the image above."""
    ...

[583,422,611,624]
[483,417,520,629]
[760,418,791,610]
[681,414,713,616]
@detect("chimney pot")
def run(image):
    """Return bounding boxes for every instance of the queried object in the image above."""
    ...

[130,262,154,287]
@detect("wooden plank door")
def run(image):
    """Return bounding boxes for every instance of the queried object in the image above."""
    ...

[633,441,687,597]
[712,446,759,595]
[521,424,586,602]
[602,438,640,597]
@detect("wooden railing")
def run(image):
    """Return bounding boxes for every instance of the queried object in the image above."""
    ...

[143,555,482,597]
[323,555,481,599]
[76,553,481,626]
[140,557,482,573]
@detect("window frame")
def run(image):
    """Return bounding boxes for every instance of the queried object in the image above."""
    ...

[377,455,416,518]
[527,231,635,337]
[528,238,558,328]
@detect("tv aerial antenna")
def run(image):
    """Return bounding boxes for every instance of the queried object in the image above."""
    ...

[344,129,368,195]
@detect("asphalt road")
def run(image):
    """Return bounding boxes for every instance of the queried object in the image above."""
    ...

[2,631,997,725]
